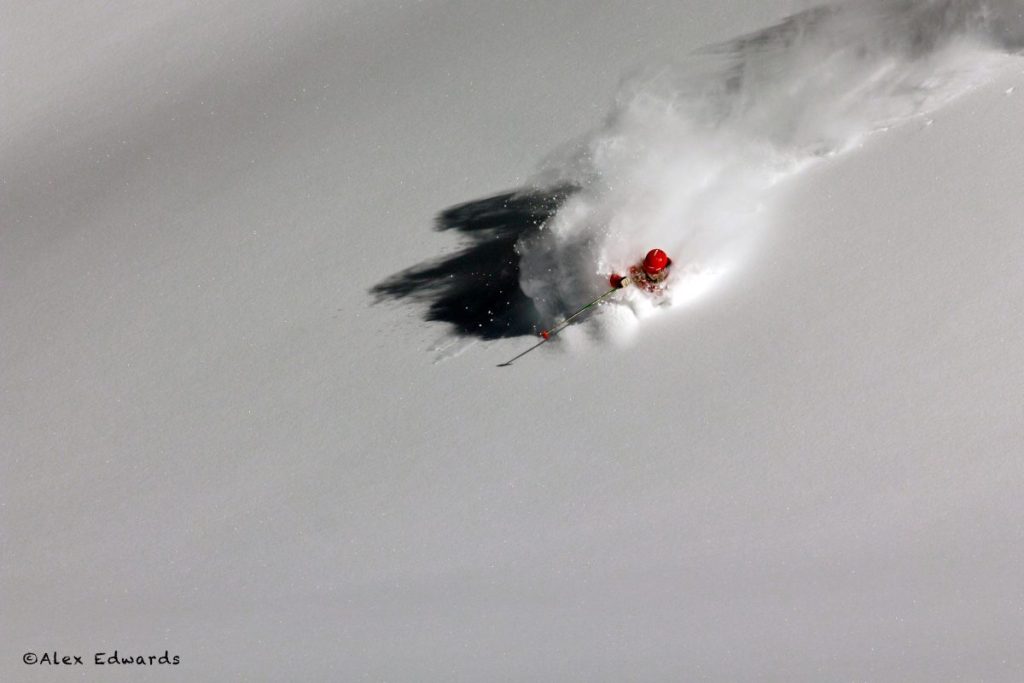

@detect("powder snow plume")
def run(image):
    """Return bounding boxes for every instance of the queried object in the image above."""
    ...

[517,0,1024,326]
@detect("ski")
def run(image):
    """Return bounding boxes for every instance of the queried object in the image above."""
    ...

[498,286,621,367]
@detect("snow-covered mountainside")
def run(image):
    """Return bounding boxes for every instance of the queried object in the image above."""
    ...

[4,1,1024,680]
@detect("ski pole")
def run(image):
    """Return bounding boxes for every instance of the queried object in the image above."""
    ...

[497,285,622,367]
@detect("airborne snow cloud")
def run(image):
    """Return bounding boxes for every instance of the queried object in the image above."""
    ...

[518,0,1024,326]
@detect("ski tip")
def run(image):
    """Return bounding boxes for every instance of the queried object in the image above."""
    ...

[497,362,513,368]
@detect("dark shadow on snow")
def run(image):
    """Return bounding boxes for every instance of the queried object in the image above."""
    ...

[371,186,577,340]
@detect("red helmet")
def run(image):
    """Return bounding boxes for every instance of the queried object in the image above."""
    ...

[642,249,670,276]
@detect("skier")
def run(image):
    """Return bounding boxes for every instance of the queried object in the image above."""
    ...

[609,248,673,294]
[499,247,674,366]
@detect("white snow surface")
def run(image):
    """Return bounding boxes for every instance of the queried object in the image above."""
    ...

[4,1,1024,680]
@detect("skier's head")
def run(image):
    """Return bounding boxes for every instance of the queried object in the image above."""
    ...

[642,249,670,276]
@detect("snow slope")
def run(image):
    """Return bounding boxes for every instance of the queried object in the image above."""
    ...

[4,1,1024,681]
